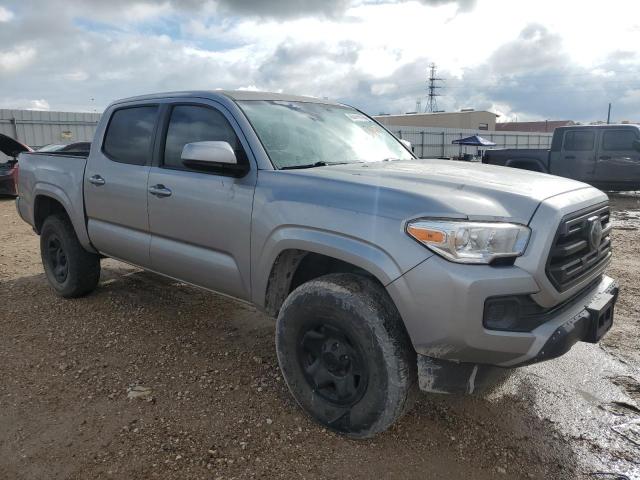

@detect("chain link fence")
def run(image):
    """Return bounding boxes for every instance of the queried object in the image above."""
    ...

[387,125,553,158]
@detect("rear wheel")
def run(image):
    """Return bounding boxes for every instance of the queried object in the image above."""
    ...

[275,273,416,438]
[40,214,100,298]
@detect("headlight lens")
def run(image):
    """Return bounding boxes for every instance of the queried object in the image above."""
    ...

[406,219,530,264]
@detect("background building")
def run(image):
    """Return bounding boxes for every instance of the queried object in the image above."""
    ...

[0,109,100,154]
[375,110,499,131]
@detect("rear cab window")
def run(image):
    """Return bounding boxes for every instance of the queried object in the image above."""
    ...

[103,106,158,165]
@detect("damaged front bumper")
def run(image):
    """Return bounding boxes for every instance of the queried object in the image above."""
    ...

[416,276,619,394]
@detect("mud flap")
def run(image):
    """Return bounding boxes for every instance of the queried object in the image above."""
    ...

[417,355,510,395]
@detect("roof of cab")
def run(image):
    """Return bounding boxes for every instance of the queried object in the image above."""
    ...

[111,90,341,106]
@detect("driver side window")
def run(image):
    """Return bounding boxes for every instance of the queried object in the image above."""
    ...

[163,105,246,170]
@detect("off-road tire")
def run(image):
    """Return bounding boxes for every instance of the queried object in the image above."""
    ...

[40,214,100,298]
[275,273,417,439]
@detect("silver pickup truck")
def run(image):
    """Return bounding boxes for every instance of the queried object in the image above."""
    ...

[16,91,618,438]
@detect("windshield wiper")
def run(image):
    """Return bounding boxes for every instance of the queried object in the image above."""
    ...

[280,161,350,170]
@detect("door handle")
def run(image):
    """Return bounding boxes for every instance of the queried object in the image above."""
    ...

[599,155,611,160]
[564,155,575,160]
[88,175,105,186]
[148,184,172,198]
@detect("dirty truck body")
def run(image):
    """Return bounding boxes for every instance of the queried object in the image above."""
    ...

[483,124,640,191]
[16,91,618,437]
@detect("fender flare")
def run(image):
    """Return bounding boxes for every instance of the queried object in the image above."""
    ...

[253,226,406,310]
[32,183,95,252]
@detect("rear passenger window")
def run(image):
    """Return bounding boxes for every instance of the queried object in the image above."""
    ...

[163,105,246,170]
[602,130,637,151]
[103,106,158,165]
[563,131,594,152]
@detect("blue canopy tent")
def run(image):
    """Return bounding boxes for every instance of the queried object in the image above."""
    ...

[452,135,497,146]
[452,135,496,160]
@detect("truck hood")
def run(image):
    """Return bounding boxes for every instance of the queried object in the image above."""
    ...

[291,159,594,225]
[0,133,32,158]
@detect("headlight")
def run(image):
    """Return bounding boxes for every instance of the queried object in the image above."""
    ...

[406,219,530,264]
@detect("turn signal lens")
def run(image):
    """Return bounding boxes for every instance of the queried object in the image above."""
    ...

[406,225,445,244]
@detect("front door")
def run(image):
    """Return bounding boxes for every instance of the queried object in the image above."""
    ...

[84,104,159,268]
[147,102,256,300]
[595,128,640,187]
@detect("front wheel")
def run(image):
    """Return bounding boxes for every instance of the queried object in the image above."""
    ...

[275,273,416,438]
[40,214,101,298]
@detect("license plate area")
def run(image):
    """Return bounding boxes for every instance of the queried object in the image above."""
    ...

[585,292,615,343]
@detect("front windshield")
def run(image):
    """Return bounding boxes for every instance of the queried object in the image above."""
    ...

[237,100,414,169]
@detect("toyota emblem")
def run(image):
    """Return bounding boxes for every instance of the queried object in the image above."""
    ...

[588,217,603,251]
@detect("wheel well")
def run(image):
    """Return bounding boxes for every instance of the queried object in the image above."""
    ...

[34,195,68,233]
[264,250,379,317]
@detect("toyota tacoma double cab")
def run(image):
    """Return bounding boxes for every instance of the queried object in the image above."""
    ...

[16,91,618,438]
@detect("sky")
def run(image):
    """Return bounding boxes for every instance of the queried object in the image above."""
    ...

[0,0,639,122]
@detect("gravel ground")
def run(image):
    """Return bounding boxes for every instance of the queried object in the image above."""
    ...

[1,194,639,480]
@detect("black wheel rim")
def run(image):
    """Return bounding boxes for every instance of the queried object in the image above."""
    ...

[297,324,368,406]
[47,235,68,283]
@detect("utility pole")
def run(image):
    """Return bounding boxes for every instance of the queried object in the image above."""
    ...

[425,63,443,113]
[606,103,611,124]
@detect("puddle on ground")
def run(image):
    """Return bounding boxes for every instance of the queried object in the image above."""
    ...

[610,375,640,403]
[610,210,640,230]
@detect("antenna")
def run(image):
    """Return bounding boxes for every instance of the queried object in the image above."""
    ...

[426,63,444,113]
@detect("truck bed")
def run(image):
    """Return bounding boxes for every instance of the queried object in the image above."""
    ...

[483,148,549,171]
[16,151,92,251]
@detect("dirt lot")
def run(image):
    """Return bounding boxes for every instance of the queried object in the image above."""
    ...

[1,195,639,480]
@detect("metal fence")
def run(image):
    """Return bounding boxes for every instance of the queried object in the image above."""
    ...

[0,109,101,150]
[386,125,553,158]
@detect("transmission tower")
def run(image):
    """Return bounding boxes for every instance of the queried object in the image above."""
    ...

[415,98,422,112]
[426,63,443,113]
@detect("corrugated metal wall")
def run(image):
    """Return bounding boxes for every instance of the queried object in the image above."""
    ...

[0,109,101,149]
[385,125,553,158]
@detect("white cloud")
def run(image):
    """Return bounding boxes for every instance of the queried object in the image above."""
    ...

[0,0,638,122]
[29,99,51,110]
[0,97,51,110]
[0,46,36,73]
[0,6,13,22]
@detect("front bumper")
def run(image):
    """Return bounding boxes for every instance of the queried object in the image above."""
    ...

[413,276,617,394]
[386,253,617,367]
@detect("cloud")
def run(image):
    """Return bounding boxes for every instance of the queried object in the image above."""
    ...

[415,0,476,11]
[0,0,638,123]
[0,98,51,110]
[0,6,14,22]
[213,0,476,19]
[215,0,353,19]
[0,46,36,74]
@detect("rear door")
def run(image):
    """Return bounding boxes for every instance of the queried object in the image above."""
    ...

[595,128,640,186]
[147,101,256,300]
[551,129,596,182]
[84,103,159,268]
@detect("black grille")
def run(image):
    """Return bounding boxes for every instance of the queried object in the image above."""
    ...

[546,203,612,292]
